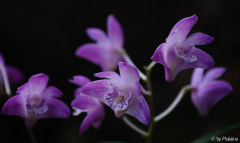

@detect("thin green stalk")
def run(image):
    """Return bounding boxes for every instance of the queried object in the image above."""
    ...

[154,85,194,122]
[144,62,156,143]
[27,128,37,143]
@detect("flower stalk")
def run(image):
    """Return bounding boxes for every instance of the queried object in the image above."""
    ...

[0,63,11,96]
[27,128,37,143]
[144,61,156,143]
[122,117,148,136]
[154,85,194,122]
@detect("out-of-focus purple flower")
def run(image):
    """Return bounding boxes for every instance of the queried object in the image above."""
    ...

[191,68,232,117]
[70,76,104,134]
[151,15,214,82]
[76,14,124,71]
[1,73,70,127]
[80,62,150,125]
[0,53,23,86]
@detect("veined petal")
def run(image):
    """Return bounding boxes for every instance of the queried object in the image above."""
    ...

[76,43,114,71]
[171,48,214,81]
[201,67,226,85]
[192,80,232,116]
[119,62,140,84]
[69,76,91,87]
[71,96,101,111]
[182,33,214,47]
[1,95,27,118]
[80,80,112,102]
[86,28,108,43]
[94,71,121,81]
[6,66,23,84]
[76,43,106,70]
[28,73,49,95]
[80,106,104,134]
[125,95,150,125]
[166,15,198,45]
[107,14,124,48]
[191,68,204,87]
[38,98,70,119]
[151,43,167,66]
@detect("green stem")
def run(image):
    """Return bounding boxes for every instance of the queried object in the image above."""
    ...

[154,85,194,122]
[27,128,37,143]
[144,61,156,143]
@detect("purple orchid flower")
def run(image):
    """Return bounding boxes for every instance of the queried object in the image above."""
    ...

[0,53,23,86]
[80,62,150,125]
[151,15,215,82]
[76,14,124,71]
[1,73,70,127]
[69,76,104,134]
[191,68,232,117]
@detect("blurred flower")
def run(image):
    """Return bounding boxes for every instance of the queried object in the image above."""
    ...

[151,15,214,82]
[1,73,70,127]
[76,14,124,71]
[191,68,232,117]
[70,76,104,134]
[0,53,23,90]
[80,62,150,125]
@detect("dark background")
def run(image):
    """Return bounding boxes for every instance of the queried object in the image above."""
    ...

[0,0,240,143]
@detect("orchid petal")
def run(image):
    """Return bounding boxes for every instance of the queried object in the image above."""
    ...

[16,83,29,95]
[69,76,91,87]
[201,67,226,85]
[119,62,139,84]
[182,33,214,47]
[75,43,108,71]
[86,28,108,43]
[6,66,23,84]
[80,80,112,102]
[94,71,121,81]
[125,95,150,125]
[191,68,204,87]
[107,14,124,48]
[192,80,232,116]
[166,15,198,45]
[28,73,49,95]
[38,98,70,119]
[151,43,167,66]
[71,96,100,111]
[0,53,4,64]
[42,86,63,98]
[80,106,104,134]
[1,95,27,118]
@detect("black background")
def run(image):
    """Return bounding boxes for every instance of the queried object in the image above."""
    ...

[0,0,240,143]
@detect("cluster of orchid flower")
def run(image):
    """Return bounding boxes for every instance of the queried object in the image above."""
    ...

[0,14,233,143]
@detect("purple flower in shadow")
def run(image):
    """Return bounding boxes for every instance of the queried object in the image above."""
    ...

[80,62,150,125]
[70,76,104,134]
[151,15,214,82]
[0,53,23,86]
[76,14,124,71]
[1,73,70,127]
[191,68,232,117]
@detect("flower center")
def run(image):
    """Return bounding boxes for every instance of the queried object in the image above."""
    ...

[175,44,197,63]
[104,84,131,111]
[26,94,48,116]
